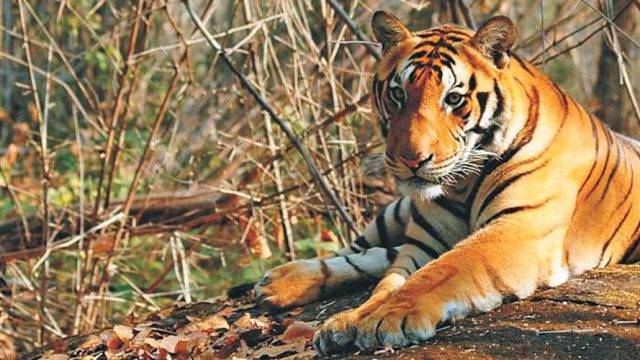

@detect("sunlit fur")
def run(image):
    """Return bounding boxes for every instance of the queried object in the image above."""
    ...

[254,12,640,355]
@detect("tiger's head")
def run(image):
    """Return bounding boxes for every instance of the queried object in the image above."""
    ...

[371,11,517,201]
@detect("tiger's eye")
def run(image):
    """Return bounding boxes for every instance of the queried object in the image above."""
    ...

[445,92,463,107]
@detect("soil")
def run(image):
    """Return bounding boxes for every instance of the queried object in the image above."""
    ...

[21,264,640,359]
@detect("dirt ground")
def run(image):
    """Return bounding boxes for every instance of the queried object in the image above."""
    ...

[22,264,640,359]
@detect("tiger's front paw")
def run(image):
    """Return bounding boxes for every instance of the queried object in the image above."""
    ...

[313,309,363,355]
[314,296,438,355]
[254,259,326,309]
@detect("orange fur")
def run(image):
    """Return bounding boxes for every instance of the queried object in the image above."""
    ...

[256,11,640,355]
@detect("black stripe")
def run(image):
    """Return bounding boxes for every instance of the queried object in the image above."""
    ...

[393,198,405,225]
[468,73,477,91]
[622,238,640,263]
[407,254,421,270]
[478,122,502,147]
[585,127,613,200]
[414,39,439,48]
[431,65,442,81]
[616,144,635,209]
[600,141,624,202]
[550,81,568,110]
[409,50,428,61]
[476,92,489,123]
[389,266,412,277]
[600,203,633,264]
[386,247,398,263]
[440,60,454,72]
[466,87,539,217]
[319,260,331,294]
[442,42,458,54]
[406,237,441,259]
[349,244,361,253]
[622,218,640,263]
[513,54,534,76]
[411,203,450,250]
[478,161,548,218]
[400,316,409,339]
[434,197,466,218]
[479,199,550,228]
[447,35,467,42]
[493,80,504,119]
[355,235,371,249]
[376,210,391,249]
[344,256,378,281]
[440,52,456,65]
[578,113,601,195]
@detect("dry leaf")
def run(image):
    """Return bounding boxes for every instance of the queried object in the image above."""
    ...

[320,229,339,243]
[144,337,160,348]
[281,321,316,343]
[251,342,306,358]
[12,122,30,145]
[287,307,305,316]
[233,313,254,328]
[239,214,272,259]
[76,334,102,351]
[43,355,70,360]
[0,333,16,360]
[131,327,153,347]
[3,144,18,167]
[106,335,124,352]
[216,306,235,318]
[114,325,135,341]
[158,334,203,354]
[280,350,318,360]
[183,314,229,333]
[215,333,241,358]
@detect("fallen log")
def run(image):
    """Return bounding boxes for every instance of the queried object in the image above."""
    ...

[0,189,245,262]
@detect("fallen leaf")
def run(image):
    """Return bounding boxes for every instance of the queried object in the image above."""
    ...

[233,313,254,328]
[114,325,135,341]
[287,307,305,316]
[251,342,306,358]
[43,355,70,360]
[216,306,235,318]
[215,333,241,358]
[76,334,102,351]
[106,333,124,352]
[280,350,318,360]
[183,314,229,333]
[281,321,316,343]
[131,327,153,347]
[158,334,203,354]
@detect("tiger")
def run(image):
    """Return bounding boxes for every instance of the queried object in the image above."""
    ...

[253,11,640,355]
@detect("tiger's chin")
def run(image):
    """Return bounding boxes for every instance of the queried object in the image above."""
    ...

[397,177,444,202]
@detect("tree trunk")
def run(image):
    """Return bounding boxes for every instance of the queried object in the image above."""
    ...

[594,3,640,137]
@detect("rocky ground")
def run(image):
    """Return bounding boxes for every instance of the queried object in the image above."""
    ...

[22,264,640,359]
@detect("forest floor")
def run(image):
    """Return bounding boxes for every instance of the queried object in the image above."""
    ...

[22,264,640,360]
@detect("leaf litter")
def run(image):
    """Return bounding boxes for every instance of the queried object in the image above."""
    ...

[35,292,319,360]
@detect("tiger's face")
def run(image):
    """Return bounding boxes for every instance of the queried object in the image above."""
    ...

[371,11,516,201]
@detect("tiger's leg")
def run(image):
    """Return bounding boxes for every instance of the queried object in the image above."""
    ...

[315,196,574,355]
[254,197,412,309]
[314,199,469,350]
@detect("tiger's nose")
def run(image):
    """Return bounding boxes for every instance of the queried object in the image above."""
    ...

[398,153,433,171]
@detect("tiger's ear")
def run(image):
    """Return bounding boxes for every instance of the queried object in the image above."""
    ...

[471,16,516,69]
[372,10,411,53]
